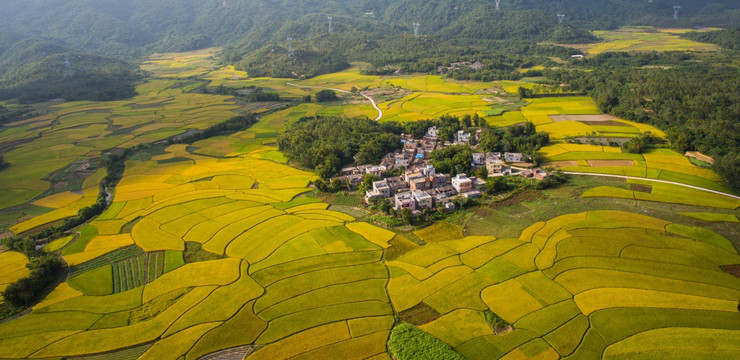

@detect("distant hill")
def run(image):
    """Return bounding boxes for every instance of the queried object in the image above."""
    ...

[0,33,142,103]
[0,1,737,57]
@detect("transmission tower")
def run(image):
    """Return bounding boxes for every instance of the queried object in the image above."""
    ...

[328,16,333,33]
[557,14,565,24]
[413,23,420,38]
[673,6,681,20]
[495,0,501,11]
[64,54,74,78]
[648,0,653,3]
[287,37,293,57]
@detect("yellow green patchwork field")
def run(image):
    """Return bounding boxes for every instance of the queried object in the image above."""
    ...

[0,49,738,360]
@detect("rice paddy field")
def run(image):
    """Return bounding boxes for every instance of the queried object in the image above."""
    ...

[521,96,731,192]
[569,27,719,55]
[0,49,738,360]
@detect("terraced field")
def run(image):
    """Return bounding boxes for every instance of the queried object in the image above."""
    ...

[388,210,740,360]
[1,50,738,360]
[527,97,730,192]
[0,146,395,359]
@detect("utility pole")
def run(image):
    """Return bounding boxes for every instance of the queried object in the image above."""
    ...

[413,23,420,38]
[64,54,73,78]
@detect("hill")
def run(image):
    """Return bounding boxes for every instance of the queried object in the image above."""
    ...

[0,34,143,103]
[0,1,737,57]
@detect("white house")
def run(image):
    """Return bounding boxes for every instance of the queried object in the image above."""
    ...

[451,174,473,193]
[504,152,523,163]
[412,190,433,210]
[455,130,471,144]
[394,192,417,211]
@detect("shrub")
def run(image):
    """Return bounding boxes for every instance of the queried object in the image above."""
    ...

[388,323,466,360]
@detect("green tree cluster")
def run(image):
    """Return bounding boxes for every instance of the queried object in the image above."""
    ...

[315,89,339,102]
[277,116,401,179]
[388,323,466,360]
[431,145,473,176]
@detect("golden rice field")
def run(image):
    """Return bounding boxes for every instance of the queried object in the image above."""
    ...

[0,251,30,303]
[0,78,240,212]
[570,27,719,55]
[526,97,729,192]
[0,146,397,360]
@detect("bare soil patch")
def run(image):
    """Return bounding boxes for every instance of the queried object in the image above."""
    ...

[630,183,653,193]
[721,265,740,279]
[399,303,442,326]
[587,160,635,167]
[550,114,618,122]
[685,151,715,165]
[580,120,630,126]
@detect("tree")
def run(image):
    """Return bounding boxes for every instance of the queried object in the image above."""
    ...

[302,94,312,103]
[400,208,414,225]
[431,145,472,176]
[0,156,9,171]
[518,86,533,98]
[316,89,339,102]
[486,176,510,194]
[358,173,381,194]
[475,166,488,179]
[462,114,472,129]
[378,199,393,214]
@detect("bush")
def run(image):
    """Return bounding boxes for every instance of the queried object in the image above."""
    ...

[388,323,466,360]
[316,89,339,102]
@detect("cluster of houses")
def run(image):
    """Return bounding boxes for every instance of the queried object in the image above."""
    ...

[365,166,485,212]
[437,61,485,75]
[333,127,549,214]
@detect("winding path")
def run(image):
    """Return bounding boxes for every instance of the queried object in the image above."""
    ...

[563,171,740,200]
[286,82,383,121]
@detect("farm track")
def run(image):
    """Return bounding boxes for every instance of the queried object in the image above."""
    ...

[564,172,740,200]
[285,82,383,121]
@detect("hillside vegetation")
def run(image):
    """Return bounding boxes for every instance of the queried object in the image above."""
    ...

[0,33,142,103]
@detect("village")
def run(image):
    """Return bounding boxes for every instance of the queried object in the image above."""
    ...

[334,126,550,214]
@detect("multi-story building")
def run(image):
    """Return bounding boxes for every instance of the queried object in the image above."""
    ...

[451,174,473,193]
[412,190,433,210]
[486,158,504,175]
[395,154,410,168]
[394,192,417,211]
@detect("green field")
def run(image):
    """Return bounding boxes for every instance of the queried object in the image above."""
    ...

[568,27,720,55]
